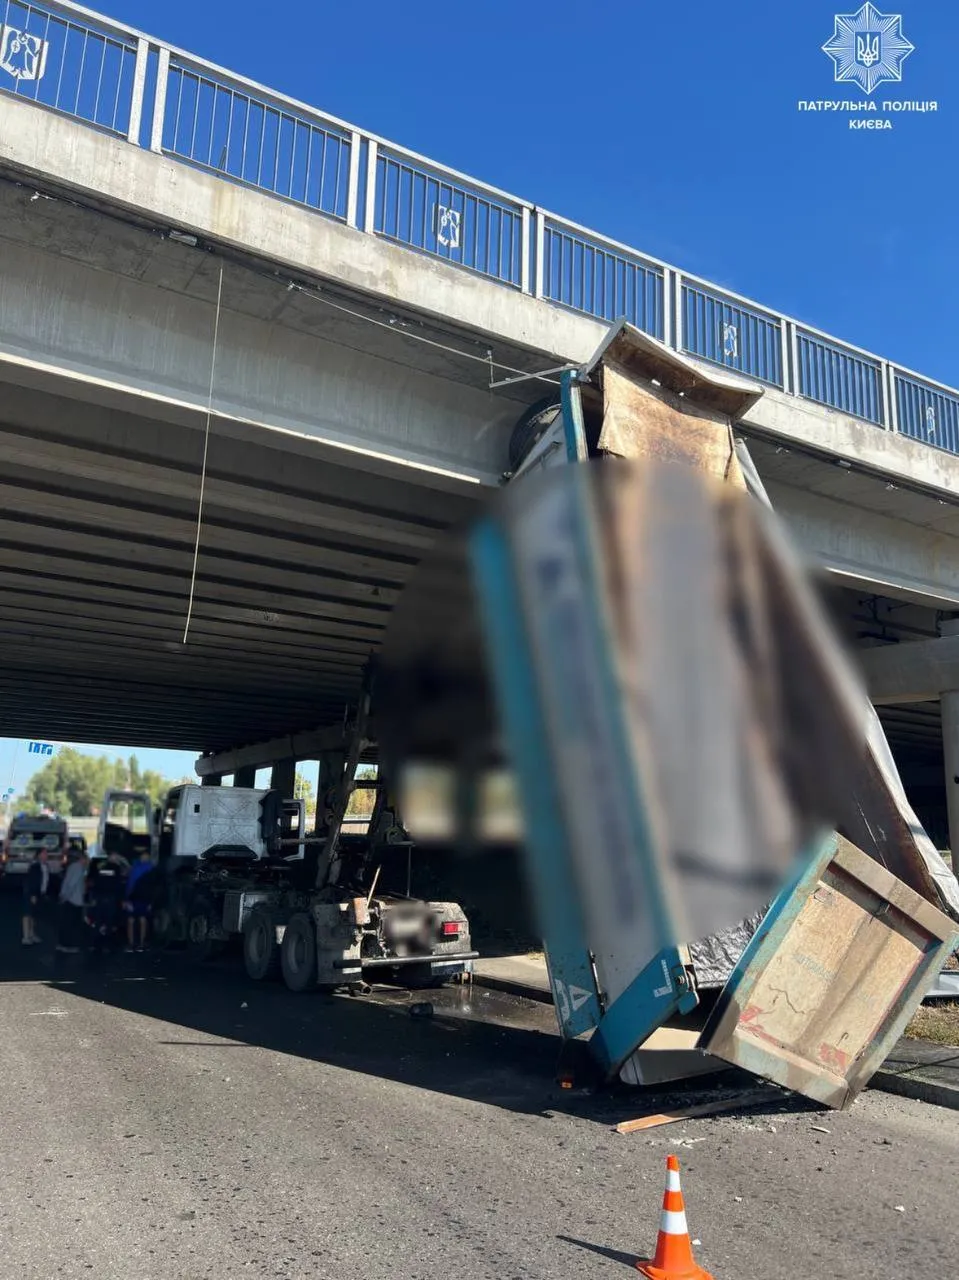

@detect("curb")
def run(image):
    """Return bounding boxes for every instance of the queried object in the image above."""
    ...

[868,1068,959,1111]
[471,972,553,1006]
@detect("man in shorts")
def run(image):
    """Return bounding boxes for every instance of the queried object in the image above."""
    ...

[123,849,155,953]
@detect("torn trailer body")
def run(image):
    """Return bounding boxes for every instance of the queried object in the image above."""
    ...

[469,321,959,1108]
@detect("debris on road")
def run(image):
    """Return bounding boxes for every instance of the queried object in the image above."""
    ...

[615,1086,782,1133]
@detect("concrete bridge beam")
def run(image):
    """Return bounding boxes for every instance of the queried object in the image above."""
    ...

[858,635,959,705]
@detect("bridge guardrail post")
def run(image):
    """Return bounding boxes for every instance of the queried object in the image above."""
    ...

[520,207,531,295]
[150,46,170,154]
[673,273,684,353]
[533,209,544,299]
[363,139,378,234]
[127,38,150,147]
[662,268,674,348]
[346,131,361,229]
[789,321,801,398]
[780,319,793,394]
[883,362,899,432]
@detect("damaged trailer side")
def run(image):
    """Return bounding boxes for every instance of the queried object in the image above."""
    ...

[470,320,959,1108]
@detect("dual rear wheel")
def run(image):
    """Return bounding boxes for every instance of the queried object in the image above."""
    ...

[242,905,282,981]
[278,912,316,993]
[242,906,316,993]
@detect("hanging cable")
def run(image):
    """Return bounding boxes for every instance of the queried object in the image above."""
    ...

[182,264,224,645]
[287,282,569,388]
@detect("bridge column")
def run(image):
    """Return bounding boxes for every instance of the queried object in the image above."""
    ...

[234,765,256,788]
[201,774,222,787]
[271,758,296,798]
[316,752,346,833]
[942,620,959,867]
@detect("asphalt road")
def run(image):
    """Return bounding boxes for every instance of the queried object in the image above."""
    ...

[1,892,957,1280]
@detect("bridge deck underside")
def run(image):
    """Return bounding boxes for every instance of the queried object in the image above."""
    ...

[0,370,483,751]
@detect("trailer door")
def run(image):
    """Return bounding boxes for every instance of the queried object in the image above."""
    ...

[697,834,959,1108]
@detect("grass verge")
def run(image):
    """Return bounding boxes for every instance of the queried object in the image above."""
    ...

[905,1002,959,1046]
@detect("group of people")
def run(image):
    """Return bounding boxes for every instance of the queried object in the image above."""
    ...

[21,845,156,955]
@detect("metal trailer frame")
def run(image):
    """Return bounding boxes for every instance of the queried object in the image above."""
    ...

[468,345,959,1102]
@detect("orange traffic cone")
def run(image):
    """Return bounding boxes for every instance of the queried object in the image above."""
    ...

[636,1155,714,1280]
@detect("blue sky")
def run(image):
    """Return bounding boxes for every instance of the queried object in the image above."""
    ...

[4,1,956,792]
[0,738,199,801]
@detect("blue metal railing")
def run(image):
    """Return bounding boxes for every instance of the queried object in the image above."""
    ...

[374,147,525,287]
[1,0,958,460]
[163,57,353,221]
[895,372,959,456]
[0,0,137,136]
[681,280,783,388]
[796,331,883,425]
[541,219,664,339]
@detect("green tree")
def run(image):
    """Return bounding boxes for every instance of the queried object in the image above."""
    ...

[21,749,179,817]
[346,765,377,818]
[293,770,316,823]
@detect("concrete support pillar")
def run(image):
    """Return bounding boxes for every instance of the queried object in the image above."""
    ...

[271,757,296,798]
[234,765,256,789]
[942,620,959,867]
[201,774,222,787]
[316,752,346,832]
[317,754,343,795]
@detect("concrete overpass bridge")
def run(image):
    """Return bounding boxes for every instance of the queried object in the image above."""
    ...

[2,1,959,847]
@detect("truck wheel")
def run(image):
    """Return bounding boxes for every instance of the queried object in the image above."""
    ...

[508,396,562,471]
[244,906,281,981]
[280,912,317,993]
[151,903,174,948]
[186,895,225,962]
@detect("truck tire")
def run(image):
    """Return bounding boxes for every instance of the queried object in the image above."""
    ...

[186,894,226,962]
[508,396,562,472]
[151,901,174,948]
[280,912,317,993]
[150,878,181,947]
[243,905,281,981]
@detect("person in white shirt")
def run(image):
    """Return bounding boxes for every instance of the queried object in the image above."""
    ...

[56,851,88,954]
